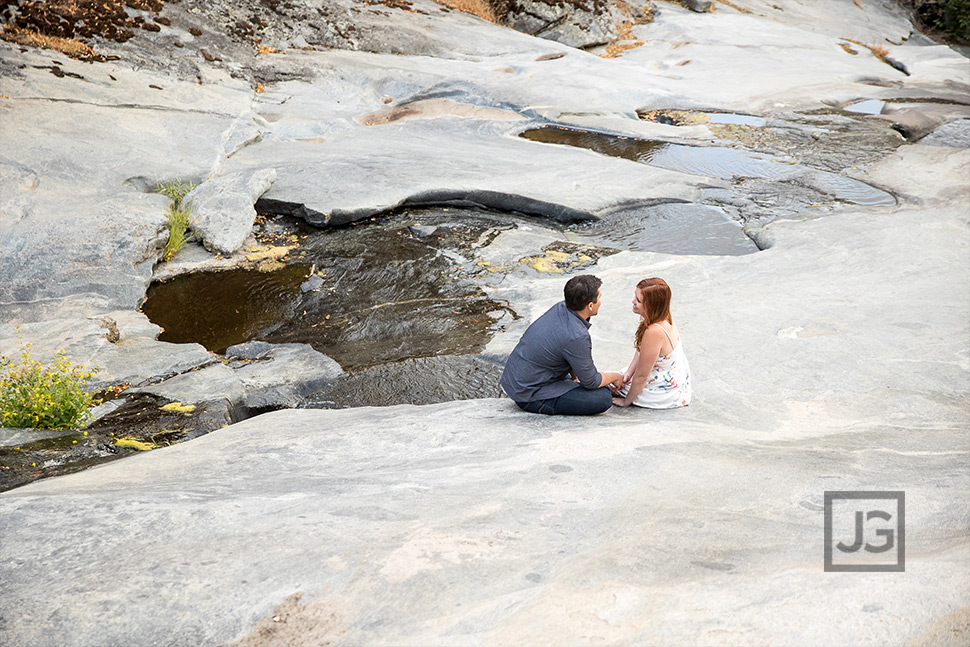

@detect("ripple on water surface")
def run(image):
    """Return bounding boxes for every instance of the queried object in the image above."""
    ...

[143,264,309,354]
[567,202,758,255]
[520,126,896,207]
[304,355,504,409]
[143,212,506,372]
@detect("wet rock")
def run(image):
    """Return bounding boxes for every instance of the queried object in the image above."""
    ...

[185,168,278,255]
[227,342,344,412]
[408,224,438,238]
[508,0,618,49]
[0,428,78,447]
[131,363,245,421]
[919,119,970,148]
[300,274,324,292]
[306,354,503,408]
[225,341,276,360]
[685,0,714,12]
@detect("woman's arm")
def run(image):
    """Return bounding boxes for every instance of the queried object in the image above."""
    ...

[622,350,639,384]
[613,327,664,407]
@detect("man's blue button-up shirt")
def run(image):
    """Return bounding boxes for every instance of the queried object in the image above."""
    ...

[500,300,602,403]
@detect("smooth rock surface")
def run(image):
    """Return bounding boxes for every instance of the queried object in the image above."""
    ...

[185,168,278,255]
[0,316,214,393]
[226,342,345,412]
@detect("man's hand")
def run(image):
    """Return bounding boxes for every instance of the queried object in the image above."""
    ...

[598,371,624,389]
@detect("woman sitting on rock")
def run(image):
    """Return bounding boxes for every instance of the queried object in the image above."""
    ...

[611,277,692,409]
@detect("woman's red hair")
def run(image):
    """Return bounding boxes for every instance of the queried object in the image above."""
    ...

[634,277,673,348]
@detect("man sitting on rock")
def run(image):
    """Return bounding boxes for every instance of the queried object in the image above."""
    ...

[501,274,624,415]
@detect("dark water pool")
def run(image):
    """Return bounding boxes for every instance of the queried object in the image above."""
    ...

[520,126,896,207]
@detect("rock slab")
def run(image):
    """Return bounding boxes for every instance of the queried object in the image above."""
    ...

[185,168,278,255]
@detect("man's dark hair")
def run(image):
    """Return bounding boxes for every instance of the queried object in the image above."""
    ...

[564,275,602,311]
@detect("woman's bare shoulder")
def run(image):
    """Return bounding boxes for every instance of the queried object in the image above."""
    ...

[640,322,678,350]
[639,323,667,345]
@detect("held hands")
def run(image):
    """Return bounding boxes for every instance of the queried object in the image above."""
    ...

[607,373,630,407]
[610,372,633,407]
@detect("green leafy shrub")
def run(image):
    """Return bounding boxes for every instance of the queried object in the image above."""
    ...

[156,178,197,261]
[0,344,97,429]
[900,0,970,42]
[938,0,970,40]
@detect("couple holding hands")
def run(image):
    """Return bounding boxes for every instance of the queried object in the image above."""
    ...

[500,274,691,416]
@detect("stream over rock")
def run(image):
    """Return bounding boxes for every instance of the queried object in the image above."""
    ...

[521,125,898,207]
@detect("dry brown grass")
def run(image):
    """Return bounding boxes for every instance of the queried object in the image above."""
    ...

[846,38,889,63]
[598,1,652,58]
[432,0,504,24]
[0,25,100,60]
[853,0,864,9]
[839,42,860,55]
[657,0,692,9]
[613,0,654,22]
[602,19,645,58]
[869,43,889,59]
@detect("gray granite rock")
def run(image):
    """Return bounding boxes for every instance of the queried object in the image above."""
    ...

[185,168,278,255]
[132,362,244,408]
[0,316,214,392]
[0,46,251,323]
[920,119,970,148]
[508,0,618,48]
[685,0,714,12]
[225,341,277,360]
[0,195,169,321]
[228,342,345,412]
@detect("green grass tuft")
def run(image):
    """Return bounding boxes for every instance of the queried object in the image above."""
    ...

[155,178,195,204]
[155,179,197,262]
